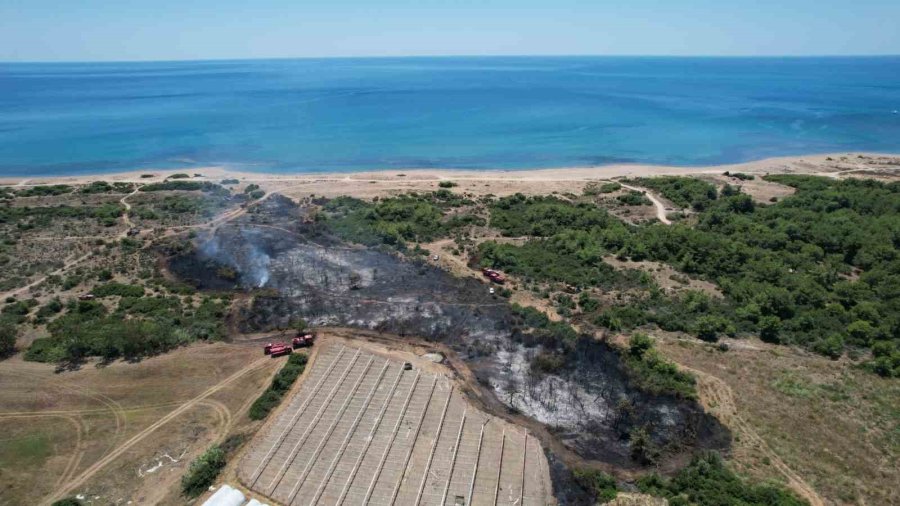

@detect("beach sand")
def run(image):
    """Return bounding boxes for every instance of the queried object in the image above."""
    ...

[2,152,898,199]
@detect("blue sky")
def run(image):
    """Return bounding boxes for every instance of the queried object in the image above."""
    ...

[1,0,898,61]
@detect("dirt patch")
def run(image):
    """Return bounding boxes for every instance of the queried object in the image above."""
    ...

[603,256,722,298]
[703,173,796,203]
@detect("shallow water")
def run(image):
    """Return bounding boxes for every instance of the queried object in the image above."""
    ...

[1,56,899,176]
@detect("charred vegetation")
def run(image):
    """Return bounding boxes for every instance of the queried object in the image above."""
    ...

[168,194,730,495]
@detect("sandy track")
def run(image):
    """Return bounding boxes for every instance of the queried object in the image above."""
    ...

[619,184,671,224]
[43,357,269,505]
[119,187,139,229]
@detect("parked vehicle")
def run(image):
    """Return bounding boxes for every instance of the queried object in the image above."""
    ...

[481,268,505,283]
[264,342,293,356]
[292,332,316,349]
[268,343,293,357]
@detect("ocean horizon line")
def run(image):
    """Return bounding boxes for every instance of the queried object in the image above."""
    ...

[3,53,900,65]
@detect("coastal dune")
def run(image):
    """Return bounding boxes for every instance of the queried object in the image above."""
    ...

[3,152,898,199]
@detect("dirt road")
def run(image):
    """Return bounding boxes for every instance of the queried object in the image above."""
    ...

[119,187,139,229]
[620,184,672,224]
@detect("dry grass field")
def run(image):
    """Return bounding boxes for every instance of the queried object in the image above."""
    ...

[0,341,282,505]
[656,337,899,506]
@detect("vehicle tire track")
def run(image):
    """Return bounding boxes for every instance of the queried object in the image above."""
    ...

[198,399,233,433]
[43,357,269,506]
[12,369,128,454]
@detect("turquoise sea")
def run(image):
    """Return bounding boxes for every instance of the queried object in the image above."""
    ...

[1,56,899,176]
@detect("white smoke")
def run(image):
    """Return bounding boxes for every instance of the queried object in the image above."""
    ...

[199,232,272,288]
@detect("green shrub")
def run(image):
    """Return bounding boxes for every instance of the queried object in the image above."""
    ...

[51,499,83,506]
[321,194,475,248]
[623,176,717,210]
[139,180,229,196]
[249,353,308,420]
[17,185,73,197]
[181,445,226,497]
[601,182,622,193]
[438,181,457,188]
[0,322,17,357]
[693,315,734,342]
[35,297,63,319]
[249,390,283,420]
[477,236,625,288]
[23,296,226,365]
[79,181,133,194]
[866,341,900,377]
[617,190,652,206]
[92,282,145,298]
[623,333,695,398]
[573,468,618,503]
[726,171,756,181]
[489,194,623,237]
[637,451,805,505]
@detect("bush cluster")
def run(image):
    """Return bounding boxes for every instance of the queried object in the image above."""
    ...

[320,193,480,248]
[623,176,718,210]
[572,468,618,503]
[481,177,900,374]
[248,353,309,420]
[638,451,805,505]
[180,445,227,497]
[622,333,696,399]
[139,180,229,196]
[25,296,227,365]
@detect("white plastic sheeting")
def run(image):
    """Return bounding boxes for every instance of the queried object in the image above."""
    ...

[246,499,270,506]
[201,485,246,506]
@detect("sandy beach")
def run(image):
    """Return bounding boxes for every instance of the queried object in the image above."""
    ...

[2,152,899,200]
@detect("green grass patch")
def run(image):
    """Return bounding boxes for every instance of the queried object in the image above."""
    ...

[0,433,51,467]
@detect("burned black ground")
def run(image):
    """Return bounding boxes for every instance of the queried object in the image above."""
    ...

[167,195,730,502]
